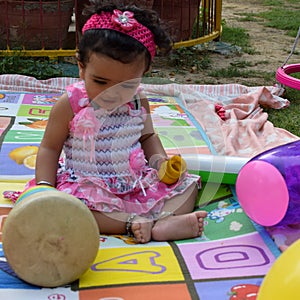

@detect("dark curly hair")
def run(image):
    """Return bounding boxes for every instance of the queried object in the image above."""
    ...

[77,0,172,72]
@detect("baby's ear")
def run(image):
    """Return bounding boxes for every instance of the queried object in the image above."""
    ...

[77,60,85,80]
[143,64,152,76]
[75,52,85,79]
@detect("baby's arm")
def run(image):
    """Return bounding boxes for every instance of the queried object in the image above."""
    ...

[139,96,187,184]
[139,96,168,170]
[35,93,73,186]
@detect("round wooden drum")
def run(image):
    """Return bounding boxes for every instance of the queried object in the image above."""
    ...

[2,185,100,287]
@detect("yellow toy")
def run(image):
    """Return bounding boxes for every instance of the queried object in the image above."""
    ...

[257,239,300,299]
[158,155,187,185]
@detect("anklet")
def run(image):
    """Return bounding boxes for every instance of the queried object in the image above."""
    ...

[126,213,137,237]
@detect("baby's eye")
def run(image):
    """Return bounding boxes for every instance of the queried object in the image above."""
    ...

[94,79,107,85]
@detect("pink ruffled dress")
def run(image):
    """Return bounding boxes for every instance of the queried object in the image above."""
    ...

[8,81,200,219]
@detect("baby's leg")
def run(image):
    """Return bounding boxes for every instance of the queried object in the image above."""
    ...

[131,216,154,244]
[152,183,207,241]
[91,211,153,243]
[152,211,207,241]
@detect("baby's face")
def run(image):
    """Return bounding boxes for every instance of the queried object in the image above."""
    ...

[79,53,145,111]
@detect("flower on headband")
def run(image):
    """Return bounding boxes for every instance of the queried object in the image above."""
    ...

[111,10,137,31]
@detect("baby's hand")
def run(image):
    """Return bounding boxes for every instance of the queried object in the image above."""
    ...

[158,155,187,184]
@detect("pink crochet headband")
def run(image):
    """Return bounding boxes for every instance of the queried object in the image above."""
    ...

[82,10,156,60]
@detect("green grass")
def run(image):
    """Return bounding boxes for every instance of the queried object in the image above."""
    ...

[0,54,79,79]
[208,66,253,78]
[239,0,300,37]
[256,1,300,136]
[263,0,299,6]
[218,0,300,136]
[0,55,64,79]
[220,23,255,54]
[265,88,300,136]
[258,9,300,37]
[263,0,284,6]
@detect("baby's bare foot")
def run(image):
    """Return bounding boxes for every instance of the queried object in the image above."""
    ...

[131,217,153,244]
[151,210,207,241]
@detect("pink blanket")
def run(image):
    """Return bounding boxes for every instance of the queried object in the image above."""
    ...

[0,74,298,157]
[140,83,299,157]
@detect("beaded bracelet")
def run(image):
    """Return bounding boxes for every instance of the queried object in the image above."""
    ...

[126,213,137,237]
